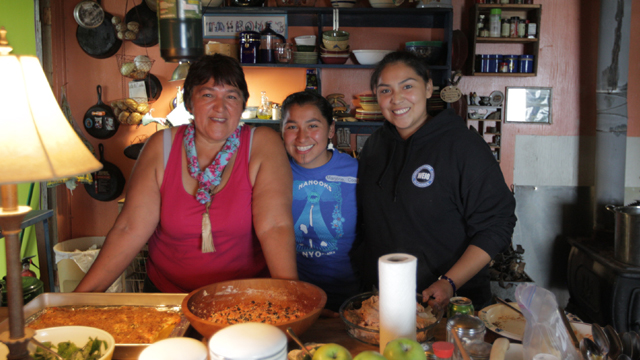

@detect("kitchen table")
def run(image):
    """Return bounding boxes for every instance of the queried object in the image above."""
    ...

[0,308,501,359]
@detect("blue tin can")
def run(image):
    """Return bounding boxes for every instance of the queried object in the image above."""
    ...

[239,31,261,64]
[487,55,502,73]
[476,55,490,73]
[519,55,534,73]
[504,55,519,73]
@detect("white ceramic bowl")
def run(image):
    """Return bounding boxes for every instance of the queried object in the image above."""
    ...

[294,35,316,46]
[139,337,208,360]
[30,326,115,360]
[352,50,393,65]
[241,106,258,119]
[369,0,404,7]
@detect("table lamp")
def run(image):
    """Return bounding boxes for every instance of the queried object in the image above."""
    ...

[0,27,102,359]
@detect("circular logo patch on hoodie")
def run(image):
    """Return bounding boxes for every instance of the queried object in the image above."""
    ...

[412,165,435,188]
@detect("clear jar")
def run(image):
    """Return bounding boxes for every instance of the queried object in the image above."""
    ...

[446,315,486,360]
[527,22,537,38]
[477,14,486,36]
[257,91,272,119]
[510,16,519,37]
[518,20,526,38]
[489,9,501,37]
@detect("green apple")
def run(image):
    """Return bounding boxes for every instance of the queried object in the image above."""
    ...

[353,351,387,360]
[312,344,353,360]
[383,338,426,360]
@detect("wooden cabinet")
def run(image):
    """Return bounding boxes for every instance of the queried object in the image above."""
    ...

[468,4,541,77]
[466,102,502,162]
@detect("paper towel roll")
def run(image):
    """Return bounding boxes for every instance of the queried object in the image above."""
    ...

[378,253,417,353]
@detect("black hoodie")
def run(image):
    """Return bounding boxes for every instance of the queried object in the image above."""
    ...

[352,109,516,306]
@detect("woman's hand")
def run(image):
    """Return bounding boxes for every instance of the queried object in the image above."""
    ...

[422,279,454,309]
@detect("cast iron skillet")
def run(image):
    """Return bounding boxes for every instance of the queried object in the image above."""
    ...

[125,1,158,47]
[83,85,119,139]
[76,11,122,58]
[130,73,163,102]
[85,144,126,202]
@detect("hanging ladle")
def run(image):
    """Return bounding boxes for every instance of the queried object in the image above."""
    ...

[606,325,624,360]
[333,8,339,32]
[580,338,603,360]
[592,323,610,360]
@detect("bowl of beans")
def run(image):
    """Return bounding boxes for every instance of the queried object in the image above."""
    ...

[182,278,327,339]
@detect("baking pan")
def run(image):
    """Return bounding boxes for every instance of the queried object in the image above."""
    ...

[0,292,190,359]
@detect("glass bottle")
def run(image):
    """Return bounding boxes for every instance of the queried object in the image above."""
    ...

[257,91,272,119]
[477,14,486,36]
[501,18,510,37]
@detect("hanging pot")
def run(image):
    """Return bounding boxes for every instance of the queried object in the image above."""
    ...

[74,0,105,29]
[76,11,122,59]
[83,85,119,139]
[85,144,126,202]
[125,1,158,47]
[606,202,640,266]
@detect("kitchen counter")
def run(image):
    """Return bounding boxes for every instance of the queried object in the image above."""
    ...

[0,307,501,359]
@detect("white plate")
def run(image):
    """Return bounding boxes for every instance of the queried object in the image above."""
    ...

[489,90,504,106]
[479,303,592,342]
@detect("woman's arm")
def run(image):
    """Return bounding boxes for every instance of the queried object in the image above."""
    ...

[249,126,298,280]
[74,130,167,292]
[421,245,491,307]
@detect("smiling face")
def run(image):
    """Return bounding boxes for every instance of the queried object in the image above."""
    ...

[376,62,433,140]
[282,103,335,169]
[188,78,245,144]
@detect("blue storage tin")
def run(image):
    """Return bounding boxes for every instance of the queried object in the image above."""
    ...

[476,55,490,73]
[504,55,519,73]
[487,55,502,73]
[519,55,534,73]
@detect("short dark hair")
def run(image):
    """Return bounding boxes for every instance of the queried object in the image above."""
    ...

[369,51,431,94]
[182,54,250,112]
[281,91,334,128]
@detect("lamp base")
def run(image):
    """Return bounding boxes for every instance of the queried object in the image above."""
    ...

[0,327,35,359]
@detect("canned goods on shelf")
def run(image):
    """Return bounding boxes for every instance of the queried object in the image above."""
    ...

[504,55,519,73]
[519,54,534,73]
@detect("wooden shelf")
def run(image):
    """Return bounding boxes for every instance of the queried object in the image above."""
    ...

[476,37,538,43]
[472,72,537,77]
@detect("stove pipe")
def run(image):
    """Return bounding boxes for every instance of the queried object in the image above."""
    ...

[593,0,632,235]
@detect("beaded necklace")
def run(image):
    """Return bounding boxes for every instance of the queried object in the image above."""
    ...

[183,123,242,252]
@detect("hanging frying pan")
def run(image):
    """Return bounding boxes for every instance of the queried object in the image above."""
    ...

[130,73,163,102]
[85,144,126,201]
[125,1,158,47]
[83,85,119,139]
[74,0,105,29]
[76,11,122,58]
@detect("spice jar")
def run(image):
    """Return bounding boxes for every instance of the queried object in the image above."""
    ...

[446,315,486,360]
[501,18,510,37]
[518,19,526,38]
[489,9,501,38]
[509,16,519,37]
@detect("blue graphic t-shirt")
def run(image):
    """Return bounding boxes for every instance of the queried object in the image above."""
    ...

[290,150,361,311]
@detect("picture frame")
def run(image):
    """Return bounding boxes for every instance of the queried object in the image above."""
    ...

[203,14,288,39]
[505,87,553,124]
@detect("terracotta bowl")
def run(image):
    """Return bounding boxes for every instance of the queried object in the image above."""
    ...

[182,278,327,340]
[320,46,350,55]
[320,54,349,64]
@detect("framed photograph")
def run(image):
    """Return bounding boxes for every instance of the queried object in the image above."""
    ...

[204,14,287,39]
[505,87,552,124]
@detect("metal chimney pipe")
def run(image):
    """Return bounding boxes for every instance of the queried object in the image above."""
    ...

[593,0,632,235]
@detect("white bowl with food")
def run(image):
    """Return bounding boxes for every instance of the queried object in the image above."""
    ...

[352,50,393,65]
[339,292,444,345]
[30,326,115,360]
[294,35,317,46]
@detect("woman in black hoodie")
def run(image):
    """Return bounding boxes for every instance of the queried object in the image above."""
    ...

[353,51,516,308]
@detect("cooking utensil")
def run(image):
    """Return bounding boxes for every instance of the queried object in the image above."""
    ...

[489,337,510,360]
[286,327,312,357]
[451,328,472,360]
[31,337,64,360]
[622,332,635,358]
[84,144,126,202]
[606,325,624,360]
[592,323,611,360]
[558,306,580,350]
[76,11,121,59]
[83,85,118,139]
[495,297,522,315]
[581,338,603,360]
[74,0,104,29]
[125,1,158,47]
[606,204,640,266]
[333,8,339,31]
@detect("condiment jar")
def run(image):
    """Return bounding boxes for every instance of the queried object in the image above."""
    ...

[446,315,486,360]
[260,23,285,63]
[240,31,260,64]
[209,323,287,360]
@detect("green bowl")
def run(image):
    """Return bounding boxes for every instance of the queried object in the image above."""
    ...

[322,30,350,40]
[296,45,316,52]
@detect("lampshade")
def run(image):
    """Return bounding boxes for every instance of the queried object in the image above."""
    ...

[0,55,102,184]
[170,61,191,82]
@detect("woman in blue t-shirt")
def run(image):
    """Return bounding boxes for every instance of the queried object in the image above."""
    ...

[281,91,361,314]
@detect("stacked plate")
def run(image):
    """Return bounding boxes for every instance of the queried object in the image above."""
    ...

[293,51,318,64]
[356,94,384,121]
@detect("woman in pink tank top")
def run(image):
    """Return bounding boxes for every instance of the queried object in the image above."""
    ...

[75,55,297,293]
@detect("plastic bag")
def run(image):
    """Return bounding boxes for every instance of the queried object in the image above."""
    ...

[515,283,581,360]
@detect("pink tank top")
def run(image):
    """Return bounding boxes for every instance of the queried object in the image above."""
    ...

[146,125,268,293]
